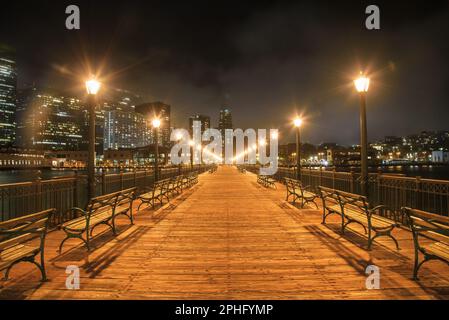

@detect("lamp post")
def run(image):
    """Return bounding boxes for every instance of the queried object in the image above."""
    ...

[294,117,303,180]
[189,140,194,170]
[152,118,161,181]
[176,133,182,175]
[354,74,370,196]
[85,78,101,200]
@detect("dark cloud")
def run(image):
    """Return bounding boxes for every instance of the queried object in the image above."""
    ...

[1,0,448,144]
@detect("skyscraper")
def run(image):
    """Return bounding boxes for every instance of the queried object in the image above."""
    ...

[218,107,232,134]
[135,102,171,146]
[104,109,149,150]
[218,107,232,158]
[0,46,17,147]
[189,114,211,137]
[16,87,85,151]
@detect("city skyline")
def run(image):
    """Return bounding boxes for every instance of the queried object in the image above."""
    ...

[1,1,449,145]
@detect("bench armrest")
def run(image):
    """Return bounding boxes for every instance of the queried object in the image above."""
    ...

[139,186,155,194]
[70,207,88,217]
[369,205,399,223]
[303,185,315,193]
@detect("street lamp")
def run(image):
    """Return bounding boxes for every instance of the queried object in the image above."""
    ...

[176,133,183,174]
[354,73,370,196]
[293,117,303,180]
[189,140,194,169]
[152,118,161,181]
[85,78,101,200]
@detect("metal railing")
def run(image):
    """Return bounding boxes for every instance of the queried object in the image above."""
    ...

[245,165,449,217]
[0,164,211,225]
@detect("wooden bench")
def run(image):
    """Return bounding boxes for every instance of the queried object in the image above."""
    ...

[168,175,183,197]
[318,186,343,225]
[237,166,246,173]
[184,172,198,188]
[0,209,54,281]
[59,188,136,252]
[403,207,449,280]
[209,165,217,173]
[318,186,400,250]
[284,177,318,209]
[257,175,276,189]
[138,179,169,210]
[138,173,197,211]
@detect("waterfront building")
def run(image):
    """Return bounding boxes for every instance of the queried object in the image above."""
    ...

[0,149,50,169]
[0,46,17,147]
[432,150,449,163]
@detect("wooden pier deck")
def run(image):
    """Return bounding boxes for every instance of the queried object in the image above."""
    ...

[1,166,449,299]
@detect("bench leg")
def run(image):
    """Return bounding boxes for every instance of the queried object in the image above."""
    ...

[90,221,115,237]
[322,208,327,224]
[137,200,147,211]
[367,234,373,250]
[85,231,91,251]
[129,207,134,224]
[414,256,430,281]
[3,255,46,282]
[3,260,22,280]
[307,199,319,210]
[59,231,85,253]
[29,257,47,282]
[370,229,400,251]
[387,233,400,250]
[111,218,117,235]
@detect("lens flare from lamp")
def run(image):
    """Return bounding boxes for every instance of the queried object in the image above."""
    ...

[354,75,370,93]
[85,79,101,95]
[152,119,161,128]
[293,118,303,128]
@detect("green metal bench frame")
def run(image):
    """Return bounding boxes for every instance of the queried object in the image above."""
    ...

[285,177,318,209]
[138,180,168,210]
[318,186,399,250]
[0,208,55,281]
[403,207,449,280]
[257,175,276,189]
[59,188,136,252]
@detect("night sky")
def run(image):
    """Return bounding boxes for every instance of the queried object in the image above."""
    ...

[1,0,448,145]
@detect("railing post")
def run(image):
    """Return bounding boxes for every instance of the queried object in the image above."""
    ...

[102,171,106,195]
[415,176,422,210]
[134,168,137,187]
[376,171,382,208]
[349,169,354,193]
[332,168,336,189]
[120,170,124,190]
[319,166,323,188]
[35,170,42,212]
[73,170,79,208]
